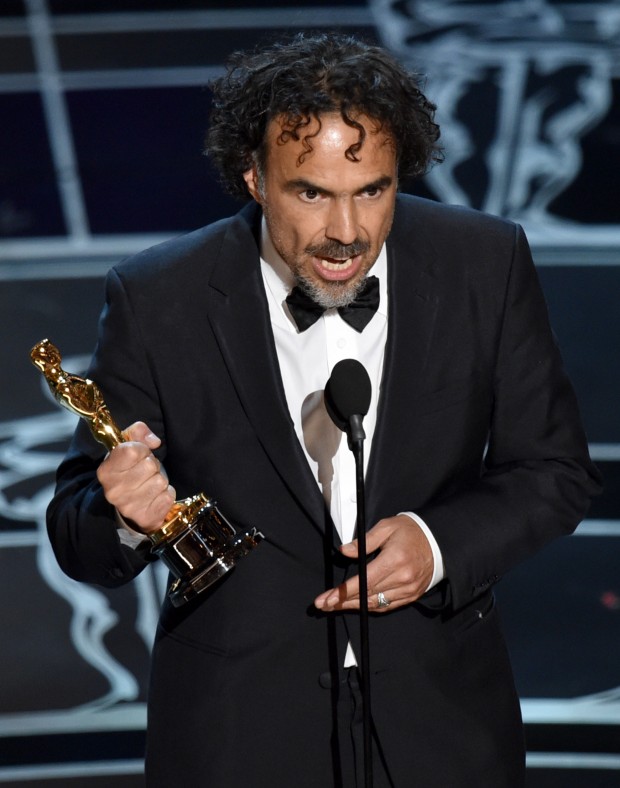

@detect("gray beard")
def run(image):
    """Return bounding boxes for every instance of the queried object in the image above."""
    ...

[294,272,366,310]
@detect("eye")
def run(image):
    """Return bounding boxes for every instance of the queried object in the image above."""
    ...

[301,189,321,202]
[362,186,381,198]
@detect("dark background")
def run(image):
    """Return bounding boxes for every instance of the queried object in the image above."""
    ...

[1,1,618,786]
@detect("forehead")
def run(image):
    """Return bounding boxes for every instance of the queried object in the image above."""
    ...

[263,112,397,180]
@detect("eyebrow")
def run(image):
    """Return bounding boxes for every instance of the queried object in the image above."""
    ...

[283,175,394,196]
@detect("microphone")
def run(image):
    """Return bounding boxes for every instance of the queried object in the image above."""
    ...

[324,359,372,449]
[324,358,374,787]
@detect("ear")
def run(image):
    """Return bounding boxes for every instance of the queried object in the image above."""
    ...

[243,165,262,203]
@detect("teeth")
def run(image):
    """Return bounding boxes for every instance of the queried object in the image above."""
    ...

[320,257,352,271]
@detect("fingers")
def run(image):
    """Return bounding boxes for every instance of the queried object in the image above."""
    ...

[314,583,400,613]
[313,564,408,614]
[314,515,434,613]
[97,423,175,533]
[121,420,161,449]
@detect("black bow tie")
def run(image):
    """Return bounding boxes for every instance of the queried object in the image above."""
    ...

[285,275,380,333]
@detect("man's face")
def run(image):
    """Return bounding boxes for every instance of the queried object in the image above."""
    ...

[243,113,398,308]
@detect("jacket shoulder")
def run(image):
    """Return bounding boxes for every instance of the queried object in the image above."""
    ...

[392,195,526,276]
[112,203,260,287]
[394,194,517,237]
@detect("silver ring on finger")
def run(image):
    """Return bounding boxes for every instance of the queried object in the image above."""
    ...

[377,591,391,609]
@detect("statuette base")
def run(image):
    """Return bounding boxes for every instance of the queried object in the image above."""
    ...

[150,498,264,607]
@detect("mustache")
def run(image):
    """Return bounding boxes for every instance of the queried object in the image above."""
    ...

[305,239,370,259]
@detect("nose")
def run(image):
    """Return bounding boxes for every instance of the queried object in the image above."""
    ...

[325,198,358,246]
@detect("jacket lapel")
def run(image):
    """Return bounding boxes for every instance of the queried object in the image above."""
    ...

[204,204,327,530]
[365,197,440,518]
[201,197,440,531]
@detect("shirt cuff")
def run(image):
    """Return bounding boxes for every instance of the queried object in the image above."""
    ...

[398,511,445,592]
[116,509,150,549]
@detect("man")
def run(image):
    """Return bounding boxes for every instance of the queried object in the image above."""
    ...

[47,33,600,787]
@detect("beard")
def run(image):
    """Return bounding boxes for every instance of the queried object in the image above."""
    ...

[293,269,368,309]
[292,238,373,309]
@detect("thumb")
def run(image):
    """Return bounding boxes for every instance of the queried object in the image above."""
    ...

[121,421,161,449]
[340,523,391,557]
[364,522,392,552]
[339,539,359,557]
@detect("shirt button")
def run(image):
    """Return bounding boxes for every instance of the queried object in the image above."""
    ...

[337,337,347,349]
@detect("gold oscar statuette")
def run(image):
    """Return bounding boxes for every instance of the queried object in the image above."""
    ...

[31,339,263,606]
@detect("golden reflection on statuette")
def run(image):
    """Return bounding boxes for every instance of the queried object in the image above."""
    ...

[30,338,123,450]
[30,338,263,606]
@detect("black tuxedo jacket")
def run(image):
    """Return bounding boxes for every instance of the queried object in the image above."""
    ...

[48,195,600,787]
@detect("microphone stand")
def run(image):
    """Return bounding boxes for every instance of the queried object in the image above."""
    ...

[348,415,373,788]
[324,359,374,787]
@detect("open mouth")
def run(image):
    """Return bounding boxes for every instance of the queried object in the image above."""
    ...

[319,257,354,271]
[313,254,362,281]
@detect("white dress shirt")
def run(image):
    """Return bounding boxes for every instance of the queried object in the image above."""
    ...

[259,220,444,665]
[120,223,445,630]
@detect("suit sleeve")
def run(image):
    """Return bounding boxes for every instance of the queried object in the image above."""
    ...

[416,225,601,611]
[46,267,162,587]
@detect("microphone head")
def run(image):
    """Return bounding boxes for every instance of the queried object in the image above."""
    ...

[324,359,372,432]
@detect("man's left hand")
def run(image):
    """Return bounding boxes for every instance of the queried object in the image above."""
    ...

[314,514,434,612]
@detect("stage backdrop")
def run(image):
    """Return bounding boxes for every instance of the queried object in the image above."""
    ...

[1,1,619,785]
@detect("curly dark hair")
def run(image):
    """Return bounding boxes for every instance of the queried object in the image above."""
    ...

[205,33,443,199]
